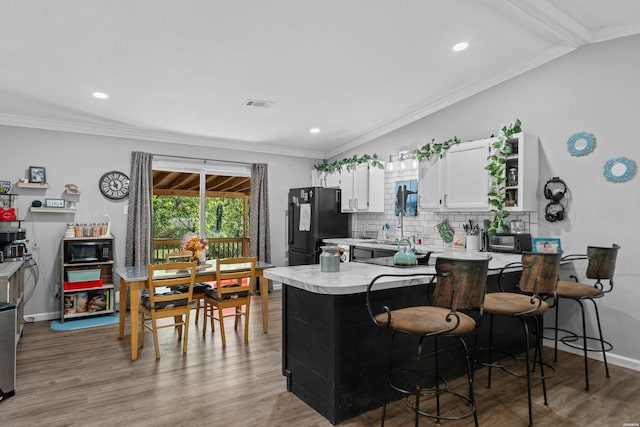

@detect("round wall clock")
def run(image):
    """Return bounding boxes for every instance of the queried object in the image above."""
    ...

[99,171,130,200]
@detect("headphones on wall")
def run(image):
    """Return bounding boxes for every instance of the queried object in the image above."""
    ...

[544,176,568,222]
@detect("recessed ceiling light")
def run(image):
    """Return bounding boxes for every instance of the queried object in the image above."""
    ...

[452,42,469,52]
[92,92,109,99]
[309,128,320,134]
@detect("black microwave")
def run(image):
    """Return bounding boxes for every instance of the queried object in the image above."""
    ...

[66,241,111,263]
[487,233,532,254]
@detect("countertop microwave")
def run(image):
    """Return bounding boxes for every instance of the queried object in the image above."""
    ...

[66,241,111,263]
[487,233,532,254]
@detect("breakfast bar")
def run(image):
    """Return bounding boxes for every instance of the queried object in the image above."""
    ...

[265,251,528,424]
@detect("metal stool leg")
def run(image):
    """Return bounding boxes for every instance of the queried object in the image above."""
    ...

[521,318,534,427]
[590,298,610,378]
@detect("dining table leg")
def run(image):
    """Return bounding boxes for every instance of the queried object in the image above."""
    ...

[118,277,127,339]
[129,282,141,360]
[261,277,270,333]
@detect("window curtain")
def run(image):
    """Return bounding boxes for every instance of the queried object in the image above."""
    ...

[250,163,271,290]
[125,151,153,267]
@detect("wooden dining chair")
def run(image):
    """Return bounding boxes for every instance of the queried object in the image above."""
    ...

[202,256,257,345]
[166,250,209,324]
[140,261,197,359]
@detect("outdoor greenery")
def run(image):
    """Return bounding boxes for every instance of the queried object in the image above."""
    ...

[152,195,246,239]
[314,153,384,173]
[485,118,522,235]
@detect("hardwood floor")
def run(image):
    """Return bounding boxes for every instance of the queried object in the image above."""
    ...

[5,290,640,426]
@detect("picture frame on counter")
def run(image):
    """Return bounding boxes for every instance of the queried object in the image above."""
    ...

[44,198,66,208]
[29,166,46,184]
[532,238,562,254]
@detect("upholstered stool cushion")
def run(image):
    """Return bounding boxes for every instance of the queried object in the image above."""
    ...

[375,306,477,335]
[556,280,602,298]
[142,291,188,309]
[484,292,549,316]
[205,285,250,301]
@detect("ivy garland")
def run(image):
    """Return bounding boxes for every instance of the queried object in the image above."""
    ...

[412,137,461,160]
[314,153,384,173]
[485,118,522,235]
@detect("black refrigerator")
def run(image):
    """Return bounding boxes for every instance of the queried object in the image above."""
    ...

[288,187,349,266]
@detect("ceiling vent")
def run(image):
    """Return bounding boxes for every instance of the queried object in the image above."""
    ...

[244,99,275,109]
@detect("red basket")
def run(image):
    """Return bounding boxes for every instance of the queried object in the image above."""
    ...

[64,279,103,290]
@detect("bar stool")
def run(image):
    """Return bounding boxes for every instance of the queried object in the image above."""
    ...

[483,251,562,427]
[546,244,620,391]
[366,256,490,427]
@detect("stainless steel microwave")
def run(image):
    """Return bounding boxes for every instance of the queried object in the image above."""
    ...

[66,241,111,263]
[488,233,532,254]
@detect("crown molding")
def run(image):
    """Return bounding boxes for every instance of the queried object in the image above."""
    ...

[0,113,326,159]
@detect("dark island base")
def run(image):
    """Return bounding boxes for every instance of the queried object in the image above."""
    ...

[282,271,528,425]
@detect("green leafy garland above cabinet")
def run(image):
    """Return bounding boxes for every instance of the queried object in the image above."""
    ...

[411,137,461,160]
[314,153,384,173]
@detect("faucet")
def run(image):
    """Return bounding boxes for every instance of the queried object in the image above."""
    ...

[397,186,405,240]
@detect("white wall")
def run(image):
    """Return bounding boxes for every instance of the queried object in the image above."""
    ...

[0,126,314,319]
[334,35,640,368]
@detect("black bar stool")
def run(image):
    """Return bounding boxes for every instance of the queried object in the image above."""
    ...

[366,256,490,427]
[545,244,620,390]
[482,251,562,427]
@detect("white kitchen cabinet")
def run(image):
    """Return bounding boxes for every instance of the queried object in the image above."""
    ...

[311,170,341,188]
[503,132,539,212]
[340,162,384,212]
[417,153,443,210]
[442,138,491,210]
[418,138,491,211]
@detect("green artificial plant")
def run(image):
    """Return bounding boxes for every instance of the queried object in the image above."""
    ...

[485,118,522,235]
[412,137,461,160]
[314,153,384,173]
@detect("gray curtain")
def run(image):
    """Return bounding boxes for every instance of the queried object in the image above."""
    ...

[125,151,153,267]
[250,163,271,289]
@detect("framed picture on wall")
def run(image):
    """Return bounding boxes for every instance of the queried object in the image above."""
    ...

[29,166,46,184]
[395,179,418,216]
[532,238,562,254]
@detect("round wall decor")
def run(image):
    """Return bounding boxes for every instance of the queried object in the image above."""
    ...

[99,171,130,200]
[567,132,595,157]
[603,157,636,183]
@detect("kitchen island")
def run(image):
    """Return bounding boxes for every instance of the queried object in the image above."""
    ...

[265,251,528,424]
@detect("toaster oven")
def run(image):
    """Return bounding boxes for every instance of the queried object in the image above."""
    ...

[488,233,532,254]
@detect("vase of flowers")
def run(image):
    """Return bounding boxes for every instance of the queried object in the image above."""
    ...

[183,235,209,265]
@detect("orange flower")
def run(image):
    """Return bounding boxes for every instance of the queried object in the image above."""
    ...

[184,236,208,253]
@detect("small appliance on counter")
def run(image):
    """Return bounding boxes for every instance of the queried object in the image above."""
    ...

[487,233,532,254]
[0,221,29,262]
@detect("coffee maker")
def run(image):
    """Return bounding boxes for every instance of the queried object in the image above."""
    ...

[0,222,28,262]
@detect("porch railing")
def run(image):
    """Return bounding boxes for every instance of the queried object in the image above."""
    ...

[153,237,249,264]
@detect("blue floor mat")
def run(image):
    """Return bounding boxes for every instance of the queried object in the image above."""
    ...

[51,315,119,331]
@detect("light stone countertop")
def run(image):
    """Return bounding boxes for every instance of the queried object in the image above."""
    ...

[265,251,523,295]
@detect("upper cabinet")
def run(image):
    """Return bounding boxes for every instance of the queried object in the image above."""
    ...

[419,138,491,211]
[503,132,539,212]
[417,133,539,212]
[341,162,384,213]
[311,170,341,188]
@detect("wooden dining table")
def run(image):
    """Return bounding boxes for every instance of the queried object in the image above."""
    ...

[115,260,274,360]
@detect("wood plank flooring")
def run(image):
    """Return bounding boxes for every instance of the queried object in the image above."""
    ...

[4,290,640,426]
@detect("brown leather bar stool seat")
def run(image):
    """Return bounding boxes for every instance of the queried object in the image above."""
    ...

[545,244,620,391]
[483,252,562,427]
[366,256,491,427]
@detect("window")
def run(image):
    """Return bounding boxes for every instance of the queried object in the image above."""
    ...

[151,157,251,262]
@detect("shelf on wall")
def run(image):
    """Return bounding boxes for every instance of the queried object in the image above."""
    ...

[30,207,76,214]
[17,182,50,189]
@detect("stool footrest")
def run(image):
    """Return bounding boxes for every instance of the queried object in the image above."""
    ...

[560,335,613,353]
[406,388,475,422]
